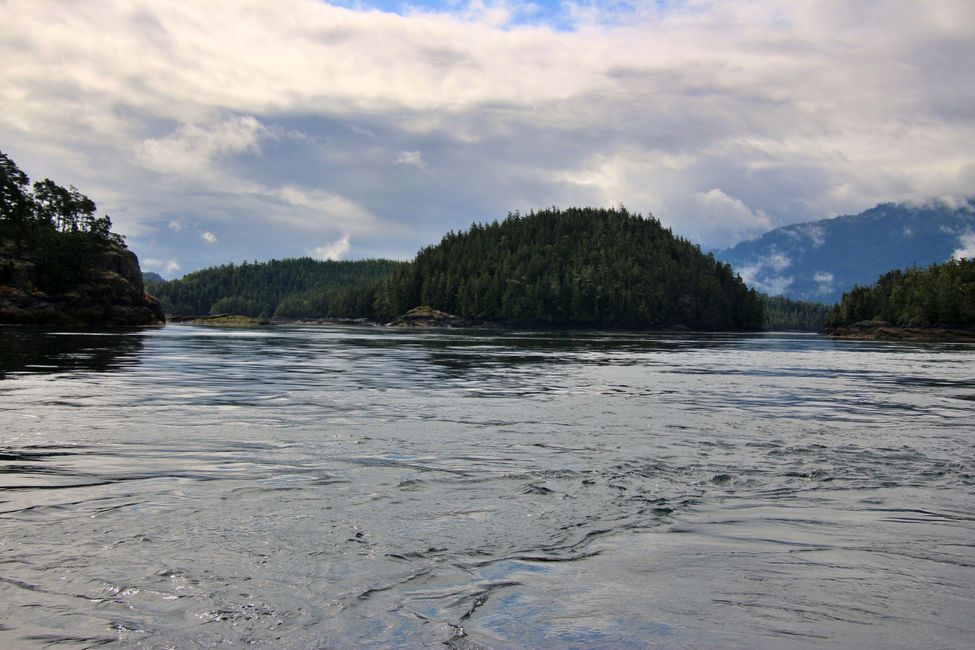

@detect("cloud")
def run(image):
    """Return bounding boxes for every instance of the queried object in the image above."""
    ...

[143,258,181,275]
[690,188,773,246]
[738,250,794,295]
[395,150,427,169]
[1,0,973,273]
[787,224,826,248]
[952,229,975,260]
[138,115,268,176]
[201,230,218,244]
[310,233,352,261]
[271,185,379,233]
[168,220,186,232]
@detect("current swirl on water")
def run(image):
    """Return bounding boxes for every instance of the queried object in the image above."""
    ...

[0,326,973,648]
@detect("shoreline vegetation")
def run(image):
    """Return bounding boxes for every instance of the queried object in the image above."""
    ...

[153,207,768,332]
[822,258,975,342]
[169,307,975,343]
[822,321,975,342]
[7,151,971,337]
[0,151,164,327]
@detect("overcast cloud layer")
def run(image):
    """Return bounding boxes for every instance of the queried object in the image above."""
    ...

[2,0,973,276]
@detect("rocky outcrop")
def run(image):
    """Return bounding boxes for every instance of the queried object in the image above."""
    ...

[0,239,165,326]
[822,320,975,342]
[387,305,476,328]
[168,314,270,327]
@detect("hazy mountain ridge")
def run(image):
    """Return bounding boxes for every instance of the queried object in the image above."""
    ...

[715,199,975,303]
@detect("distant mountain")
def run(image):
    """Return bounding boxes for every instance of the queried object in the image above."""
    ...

[142,271,164,285]
[715,199,975,304]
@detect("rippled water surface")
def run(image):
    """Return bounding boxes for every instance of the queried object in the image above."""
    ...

[0,325,973,648]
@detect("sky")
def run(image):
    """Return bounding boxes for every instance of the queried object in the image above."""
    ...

[1,0,973,278]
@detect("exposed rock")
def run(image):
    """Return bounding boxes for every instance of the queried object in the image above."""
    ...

[387,305,475,328]
[169,314,271,327]
[822,321,975,342]
[0,239,164,327]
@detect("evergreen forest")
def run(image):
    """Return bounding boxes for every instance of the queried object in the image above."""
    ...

[1,150,128,293]
[146,258,404,319]
[150,207,765,329]
[761,295,832,331]
[375,207,764,329]
[825,259,975,327]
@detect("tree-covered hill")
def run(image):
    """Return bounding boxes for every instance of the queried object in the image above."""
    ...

[374,207,764,329]
[761,295,832,332]
[824,258,975,329]
[0,150,163,325]
[147,257,404,318]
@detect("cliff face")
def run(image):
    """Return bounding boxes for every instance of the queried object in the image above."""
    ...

[0,238,165,326]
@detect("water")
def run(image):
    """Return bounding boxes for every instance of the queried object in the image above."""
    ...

[0,325,973,648]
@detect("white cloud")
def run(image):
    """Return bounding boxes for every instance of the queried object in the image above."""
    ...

[1,0,974,271]
[787,224,826,248]
[691,189,773,246]
[310,233,351,261]
[814,272,834,284]
[143,258,181,275]
[952,229,975,260]
[395,150,427,169]
[201,230,218,244]
[168,220,186,232]
[271,185,379,233]
[138,115,267,176]
[738,250,794,295]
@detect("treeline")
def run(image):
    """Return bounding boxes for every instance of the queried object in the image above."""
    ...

[761,295,832,331]
[825,259,975,327]
[151,207,765,329]
[1,150,127,293]
[146,258,403,318]
[1,150,123,245]
[374,207,764,329]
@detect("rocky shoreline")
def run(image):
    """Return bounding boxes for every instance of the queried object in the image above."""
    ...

[168,314,271,327]
[822,321,975,342]
[0,240,165,327]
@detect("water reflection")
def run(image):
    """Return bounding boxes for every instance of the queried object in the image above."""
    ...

[0,328,146,378]
[0,325,972,648]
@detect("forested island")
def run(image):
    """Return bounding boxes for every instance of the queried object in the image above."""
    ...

[377,207,764,329]
[823,259,975,340]
[760,295,832,332]
[152,207,766,330]
[147,257,403,320]
[5,148,839,333]
[0,151,163,326]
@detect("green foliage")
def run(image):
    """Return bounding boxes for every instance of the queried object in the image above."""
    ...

[0,149,129,293]
[761,294,832,331]
[826,259,975,327]
[148,258,404,317]
[1,151,32,224]
[0,149,124,246]
[377,207,764,329]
